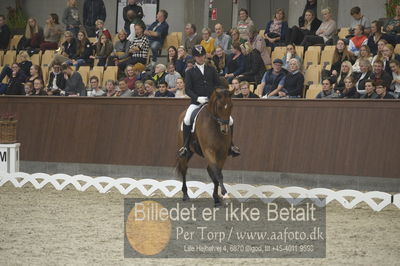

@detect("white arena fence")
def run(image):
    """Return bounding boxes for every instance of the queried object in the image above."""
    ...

[0,171,399,212]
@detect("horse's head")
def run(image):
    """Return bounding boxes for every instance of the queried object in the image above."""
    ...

[208,88,234,135]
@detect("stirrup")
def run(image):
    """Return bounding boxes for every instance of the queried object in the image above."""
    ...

[178,146,189,158]
[229,145,240,157]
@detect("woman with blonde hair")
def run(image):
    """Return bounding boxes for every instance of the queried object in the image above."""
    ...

[381,44,400,74]
[371,39,388,65]
[62,0,81,37]
[18,17,43,51]
[335,61,354,90]
[352,45,372,73]
[200,27,215,58]
[174,77,188,98]
[248,25,271,66]
[230,28,246,46]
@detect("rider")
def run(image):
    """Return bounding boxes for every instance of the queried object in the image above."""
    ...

[178,45,240,158]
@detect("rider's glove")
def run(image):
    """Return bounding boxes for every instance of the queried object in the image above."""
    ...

[197,96,208,104]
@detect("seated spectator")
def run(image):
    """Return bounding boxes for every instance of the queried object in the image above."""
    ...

[282,44,302,70]
[90,34,113,66]
[381,44,400,74]
[104,80,117,97]
[32,78,47,96]
[24,81,34,96]
[230,28,246,47]
[49,31,78,66]
[264,8,288,48]
[301,8,337,49]
[88,76,105,96]
[144,80,156,97]
[360,79,378,99]
[95,19,111,42]
[126,10,146,42]
[26,65,43,83]
[152,64,167,87]
[134,80,147,97]
[69,30,93,68]
[133,62,146,80]
[2,63,26,95]
[176,46,193,77]
[260,59,287,97]
[347,6,371,37]
[47,63,66,96]
[144,9,169,65]
[200,27,215,58]
[389,59,400,97]
[354,59,372,95]
[237,42,265,85]
[325,39,355,79]
[237,8,254,40]
[353,45,373,73]
[230,77,241,96]
[371,39,388,66]
[279,58,304,98]
[336,76,358,98]
[214,23,232,54]
[370,60,393,89]
[124,65,137,91]
[123,0,144,35]
[0,51,32,83]
[167,46,178,66]
[334,61,354,90]
[165,62,182,92]
[234,81,259,98]
[185,58,195,73]
[18,17,43,51]
[62,0,81,37]
[384,5,400,36]
[212,46,227,76]
[348,25,368,57]
[184,23,202,55]
[155,81,174,97]
[286,9,321,45]
[298,0,317,27]
[224,43,245,83]
[108,29,130,66]
[316,78,336,98]
[40,13,64,51]
[62,64,85,96]
[368,20,390,56]
[115,79,133,97]
[375,80,396,99]
[247,25,271,66]
[174,77,188,98]
[118,24,149,74]
[0,15,11,50]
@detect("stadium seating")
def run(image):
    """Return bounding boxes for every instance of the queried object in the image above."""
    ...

[30,53,41,66]
[41,66,49,85]
[3,50,17,66]
[338,28,349,39]
[8,35,23,50]
[89,68,103,85]
[78,66,90,86]
[320,48,335,68]
[304,64,321,86]
[305,84,322,99]
[395,44,400,55]
[41,50,56,67]
[303,49,320,69]
[102,67,118,86]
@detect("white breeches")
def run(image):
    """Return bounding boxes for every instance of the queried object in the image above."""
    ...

[183,104,233,126]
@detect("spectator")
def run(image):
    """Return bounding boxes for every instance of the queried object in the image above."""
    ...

[327,39,355,79]
[369,60,393,89]
[231,77,241,97]
[184,23,202,56]
[152,64,167,87]
[87,76,105,96]
[115,78,133,97]
[126,9,146,42]
[144,80,156,97]
[230,28,246,46]
[118,24,149,74]
[62,64,85,96]
[375,80,395,99]
[298,0,317,27]
[371,39,388,66]
[214,23,232,54]
[123,0,144,35]
[286,9,321,45]
[235,81,259,98]
[348,25,368,57]
[124,65,137,91]
[104,80,117,97]
[354,58,372,95]
[224,43,245,83]
[334,61,354,90]
[32,78,47,96]
[389,59,400,97]
[348,6,371,37]
[70,30,93,68]
[174,77,188,98]
[145,9,169,66]
[282,44,302,70]
[212,46,227,76]
[63,0,81,37]
[301,8,336,49]
[367,21,390,56]
[3,63,26,95]
[155,81,174,97]
[26,64,43,83]
[381,44,400,75]
[17,18,43,51]
[248,25,271,66]
[47,63,66,96]
[264,8,288,48]
[83,0,106,37]
[40,13,64,51]
[62,31,78,60]
[0,51,32,86]
[237,42,265,85]
[185,58,195,73]
[353,45,373,73]
[165,62,182,92]
[90,34,113,66]
[108,30,130,66]
[132,62,146,80]
[360,79,378,99]
[200,27,215,58]
[316,78,336,98]
[237,8,254,40]
[0,15,11,50]
[167,46,178,66]
[95,19,111,41]
[176,46,193,77]
[279,58,304,98]
[260,59,287,97]
[24,82,34,96]
[134,80,147,97]
[336,76,358,98]
[384,5,400,35]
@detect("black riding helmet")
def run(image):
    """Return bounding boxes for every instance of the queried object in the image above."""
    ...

[192,45,206,57]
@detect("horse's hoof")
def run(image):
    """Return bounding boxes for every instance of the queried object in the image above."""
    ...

[182,195,190,201]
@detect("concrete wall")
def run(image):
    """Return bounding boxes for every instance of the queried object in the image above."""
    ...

[337,0,386,28]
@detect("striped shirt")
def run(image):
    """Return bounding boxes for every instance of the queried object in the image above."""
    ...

[129,35,149,59]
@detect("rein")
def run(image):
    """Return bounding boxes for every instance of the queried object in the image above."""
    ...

[206,103,230,126]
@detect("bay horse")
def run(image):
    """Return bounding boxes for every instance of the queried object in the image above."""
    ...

[176,88,234,207]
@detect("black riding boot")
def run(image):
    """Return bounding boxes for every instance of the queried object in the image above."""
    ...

[229,125,240,157]
[178,124,192,158]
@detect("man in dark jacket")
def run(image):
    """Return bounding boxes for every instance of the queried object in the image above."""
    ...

[83,0,106,37]
[4,63,26,95]
[144,10,169,65]
[47,63,66,96]
[260,59,288,97]
[237,44,265,85]
[123,0,144,35]
[0,15,11,49]
[178,45,239,158]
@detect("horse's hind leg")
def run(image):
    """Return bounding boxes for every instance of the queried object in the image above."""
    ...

[177,155,192,201]
[207,165,221,207]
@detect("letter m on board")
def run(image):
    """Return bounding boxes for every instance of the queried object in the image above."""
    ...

[0,151,6,162]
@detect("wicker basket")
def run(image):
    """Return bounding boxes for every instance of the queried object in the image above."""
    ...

[0,120,17,144]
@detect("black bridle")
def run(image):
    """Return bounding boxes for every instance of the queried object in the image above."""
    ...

[208,112,230,126]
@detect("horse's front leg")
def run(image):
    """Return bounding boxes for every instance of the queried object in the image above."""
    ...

[207,165,221,207]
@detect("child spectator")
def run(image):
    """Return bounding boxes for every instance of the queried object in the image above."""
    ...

[165,62,182,92]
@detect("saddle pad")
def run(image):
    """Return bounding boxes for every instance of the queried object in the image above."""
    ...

[180,104,208,133]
